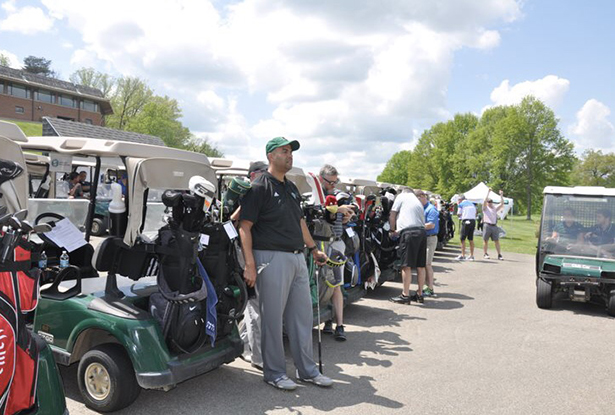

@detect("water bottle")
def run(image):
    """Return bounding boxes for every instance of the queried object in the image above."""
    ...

[38,251,47,269]
[59,250,69,269]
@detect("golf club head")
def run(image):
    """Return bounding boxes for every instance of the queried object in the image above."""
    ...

[8,216,21,230]
[19,220,33,233]
[189,176,215,210]
[33,223,52,233]
[13,209,27,221]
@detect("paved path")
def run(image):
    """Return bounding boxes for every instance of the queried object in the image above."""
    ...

[66,246,615,414]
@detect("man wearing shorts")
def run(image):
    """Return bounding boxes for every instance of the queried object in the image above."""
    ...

[482,188,505,260]
[388,189,427,304]
[456,194,476,261]
[416,190,439,297]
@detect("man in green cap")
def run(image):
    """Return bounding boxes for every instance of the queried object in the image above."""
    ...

[239,137,333,391]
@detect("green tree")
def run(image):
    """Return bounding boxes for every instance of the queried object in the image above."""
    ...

[125,96,191,148]
[23,55,56,77]
[377,150,412,185]
[69,67,115,98]
[184,136,224,157]
[106,77,153,130]
[0,53,10,67]
[571,150,615,187]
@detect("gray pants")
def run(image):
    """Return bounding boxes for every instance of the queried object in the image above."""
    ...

[243,297,262,366]
[254,250,319,382]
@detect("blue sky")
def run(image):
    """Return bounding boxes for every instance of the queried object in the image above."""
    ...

[1,0,613,179]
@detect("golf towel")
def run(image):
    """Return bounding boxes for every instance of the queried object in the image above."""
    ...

[196,258,218,346]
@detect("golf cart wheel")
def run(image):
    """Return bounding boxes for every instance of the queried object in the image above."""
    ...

[78,344,140,412]
[536,278,553,309]
[607,291,615,317]
[91,217,105,236]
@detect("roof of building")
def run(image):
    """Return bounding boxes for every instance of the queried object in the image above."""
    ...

[0,65,113,114]
[42,117,166,147]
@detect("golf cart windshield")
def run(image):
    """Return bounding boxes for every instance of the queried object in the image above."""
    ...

[540,193,615,259]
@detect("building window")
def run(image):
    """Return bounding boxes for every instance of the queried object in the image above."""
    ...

[8,83,30,99]
[84,118,93,125]
[81,99,99,112]
[35,89,54,104]
[15,106,24,114]
[59,95,76,108]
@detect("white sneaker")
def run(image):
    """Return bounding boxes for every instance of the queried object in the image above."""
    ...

[456,255,465,260]
[468,256,475,261]
[266,375,298,391]
[296,370,333,387]
[483,253,490,259]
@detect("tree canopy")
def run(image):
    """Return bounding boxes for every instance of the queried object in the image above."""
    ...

[23,55,57,77]
[379,96,576,218]
[571,150,615,187]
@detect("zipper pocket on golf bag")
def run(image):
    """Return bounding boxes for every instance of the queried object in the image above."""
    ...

[15,269,40,314]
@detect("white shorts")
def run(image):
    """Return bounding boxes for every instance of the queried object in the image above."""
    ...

[426,235,438,265]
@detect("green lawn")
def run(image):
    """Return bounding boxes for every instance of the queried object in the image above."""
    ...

[448,215,539,255]
[1,119,42,136]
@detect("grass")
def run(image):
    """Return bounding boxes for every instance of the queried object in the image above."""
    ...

[447,214,539,256]
[1,119,42,136]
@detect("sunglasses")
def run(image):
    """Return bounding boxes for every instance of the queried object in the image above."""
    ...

[321,176,340,185]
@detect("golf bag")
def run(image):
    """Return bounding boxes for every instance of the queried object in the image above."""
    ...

[0,236,39,415]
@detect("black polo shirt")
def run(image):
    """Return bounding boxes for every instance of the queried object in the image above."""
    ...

[240,172,305,252]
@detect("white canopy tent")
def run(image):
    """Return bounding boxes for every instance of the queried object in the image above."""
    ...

[453,182,514,219]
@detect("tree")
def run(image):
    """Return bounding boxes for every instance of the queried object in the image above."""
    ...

[0,53,10,67]
[69,67,115,98]
[572,150,615,187]
[377,150,412,185]
[184,136,224,157]
[106,77,153,130]
[23,55,56,77]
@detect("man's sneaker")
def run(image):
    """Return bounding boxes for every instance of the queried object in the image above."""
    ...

[251,362,263,371]
[390,294,411,304]
[423,287,434,297]
[483,253,490,259]
[322,320,334,335]
[410,293,424,303]
[498,254,504,261]
[266,375,298,391]
[468,256,475,261]
[334,325,347,342]
[296,370,333,387]
[456,254,466,260]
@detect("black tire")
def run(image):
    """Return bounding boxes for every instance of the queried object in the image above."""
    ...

[77,344,141,412]
[607,291,615,317]
[91,218,105,236]
[536,278,553,309]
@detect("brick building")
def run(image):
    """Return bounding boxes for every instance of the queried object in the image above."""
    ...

[0,65,112,125]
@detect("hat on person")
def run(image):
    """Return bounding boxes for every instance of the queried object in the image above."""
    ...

[458,194,466,201]
[265,137,300,154]
[248,161,268,175]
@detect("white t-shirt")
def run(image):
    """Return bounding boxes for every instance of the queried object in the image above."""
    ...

[391,192,425,230]
[458,200,477,220]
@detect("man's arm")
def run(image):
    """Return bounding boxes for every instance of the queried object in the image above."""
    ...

[300,218,327,264]
[239,220,257,288]
[425,207,437,230]
[483,189,491,208]
[389,210,398,233]
[230,206,241,222]
[497,189,505,212]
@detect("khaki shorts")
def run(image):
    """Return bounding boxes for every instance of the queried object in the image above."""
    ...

[426,235,438,265]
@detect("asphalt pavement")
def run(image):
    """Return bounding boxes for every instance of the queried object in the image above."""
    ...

[65,246,615,415]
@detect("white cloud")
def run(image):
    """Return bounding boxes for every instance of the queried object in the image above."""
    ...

[487,75,570,110]
[569,99,615,151]
[40,0,522,178]
[0,48,20,67]
[0,0,54,34]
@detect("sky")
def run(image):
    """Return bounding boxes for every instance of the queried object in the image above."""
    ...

[1,0,613,180]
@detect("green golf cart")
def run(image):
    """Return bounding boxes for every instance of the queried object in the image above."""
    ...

[536,186,615,316]
[6,125,247,412]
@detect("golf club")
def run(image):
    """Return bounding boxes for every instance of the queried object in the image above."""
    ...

[314,255,323,373]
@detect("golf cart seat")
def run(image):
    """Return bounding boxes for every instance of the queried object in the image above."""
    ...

[93,237,158,284]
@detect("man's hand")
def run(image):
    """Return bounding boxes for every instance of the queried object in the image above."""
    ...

[313,249,327,265]
[244,263,257,288]
[499,189,504,196]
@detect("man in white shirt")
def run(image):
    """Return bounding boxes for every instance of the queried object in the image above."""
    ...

[456,194,477,261]
[388,189,427,304]
[482,188,505,260]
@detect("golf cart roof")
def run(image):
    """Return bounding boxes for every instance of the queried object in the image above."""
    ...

[377,182,393,188]
[543,186,615,197]
[208,157,234,170]
[20,136,211,165]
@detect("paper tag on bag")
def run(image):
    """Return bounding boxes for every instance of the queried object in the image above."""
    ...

[200,234,210,246]
[345,227,356,238]
[223,221,238,240]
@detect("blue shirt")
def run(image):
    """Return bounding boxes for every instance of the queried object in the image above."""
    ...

[424,202,440,236]
[458,200,477,220]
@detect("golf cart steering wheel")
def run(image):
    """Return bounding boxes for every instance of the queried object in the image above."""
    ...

[35,212,66,247]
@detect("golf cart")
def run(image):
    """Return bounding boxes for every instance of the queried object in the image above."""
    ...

[536,186,615,315]
[0,124,68,415]
[5,124,248,412]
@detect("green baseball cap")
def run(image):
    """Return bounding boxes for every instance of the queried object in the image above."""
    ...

[265,136,300,154]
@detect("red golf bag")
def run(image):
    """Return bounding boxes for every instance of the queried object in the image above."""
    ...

[0,237,40,415]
